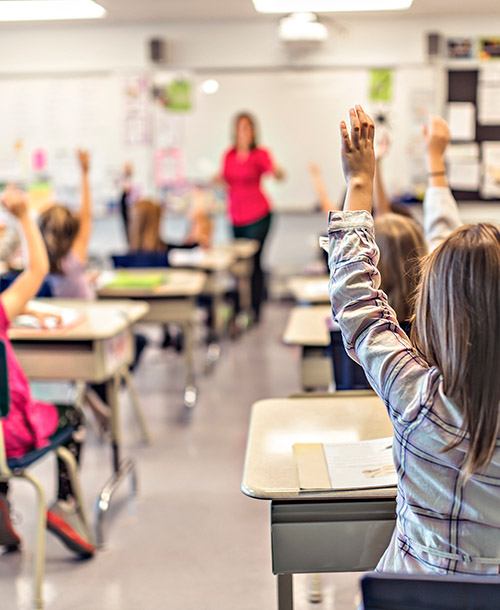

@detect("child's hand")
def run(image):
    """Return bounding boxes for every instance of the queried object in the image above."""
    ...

[77,149,90,173]
[340,105,376,188]
[1,186,29,219]
[423,115,450,159]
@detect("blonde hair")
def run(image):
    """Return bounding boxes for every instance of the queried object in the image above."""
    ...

[374,213,427,324]
[129,200,165,252]
[39,204,80,274]
[412,223,500,477]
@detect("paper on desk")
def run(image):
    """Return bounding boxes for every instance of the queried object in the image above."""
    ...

[168,247,204,266]
[446,143,480,191]
[12,301,84,334]
[324,437,397,490]
[447,102,476,141]
[294,437,397,491]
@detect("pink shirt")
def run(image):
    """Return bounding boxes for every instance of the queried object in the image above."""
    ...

[48,251,95,301]
[222,147,274,227]
[0,301,58,458]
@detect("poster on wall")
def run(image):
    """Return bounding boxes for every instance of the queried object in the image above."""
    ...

[447,102,475,141]
[447,38,475,60]
[123,75,151,146]
[446,143,480,191]
[369,69,393,103]
[479,38,500,60]
[152,73,193,113]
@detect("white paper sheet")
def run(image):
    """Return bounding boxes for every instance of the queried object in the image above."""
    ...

[447,102,476,141]
[481,142,500,198]
[323,436,397,490]
[478,66,500,125]
[446,143,480,191]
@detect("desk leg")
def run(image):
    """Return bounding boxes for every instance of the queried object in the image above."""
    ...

[95,374,138,548]
[277,574,294,610]
[182,321,197,409]
[121,367,152,445]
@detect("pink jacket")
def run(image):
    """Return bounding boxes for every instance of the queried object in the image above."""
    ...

[0,300,58,458]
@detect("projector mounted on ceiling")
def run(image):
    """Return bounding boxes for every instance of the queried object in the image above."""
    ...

[278,12,328,45]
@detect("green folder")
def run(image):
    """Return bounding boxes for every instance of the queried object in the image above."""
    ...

[104,272,167,290]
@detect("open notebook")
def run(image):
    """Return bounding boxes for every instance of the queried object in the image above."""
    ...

[293,437,397,491]
[12,301,84,335]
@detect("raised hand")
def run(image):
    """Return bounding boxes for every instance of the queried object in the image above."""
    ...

[1,186,28,219]
[77,149,90,173]
[423,115,450,160]
[340,105,376,212]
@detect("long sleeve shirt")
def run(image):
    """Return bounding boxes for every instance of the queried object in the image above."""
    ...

[327,210,500,575]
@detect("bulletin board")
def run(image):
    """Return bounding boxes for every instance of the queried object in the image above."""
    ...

[447,68,500,201]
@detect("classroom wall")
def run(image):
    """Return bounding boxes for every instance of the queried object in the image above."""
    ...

[0,14,498,73]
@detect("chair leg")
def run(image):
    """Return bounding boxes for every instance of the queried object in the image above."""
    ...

[121,367,152,445]
[18,472,47,610]
[55,446,94,545]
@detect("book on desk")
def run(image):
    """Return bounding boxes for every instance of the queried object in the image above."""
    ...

[294,437,397,491]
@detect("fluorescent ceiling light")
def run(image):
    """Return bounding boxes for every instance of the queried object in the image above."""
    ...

[253,0,414,13]
[0,0,107,21]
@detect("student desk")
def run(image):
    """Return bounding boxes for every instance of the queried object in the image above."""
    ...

[287,275,330,305]
[241,395,396,610]
[283,305,334,391]
[97,269,207,408]
[8,299,150,547]
[219,238,259,319]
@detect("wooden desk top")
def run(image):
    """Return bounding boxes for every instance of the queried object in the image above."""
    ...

[9,299,149,342]
[97,269,207,298]
[283,305,337,347]
[288,276,330,304]
[241,395,395,501]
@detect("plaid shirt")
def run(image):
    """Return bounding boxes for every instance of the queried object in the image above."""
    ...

[327,210,500,575]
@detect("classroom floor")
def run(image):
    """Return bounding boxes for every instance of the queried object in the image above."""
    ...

[0,300,362,610]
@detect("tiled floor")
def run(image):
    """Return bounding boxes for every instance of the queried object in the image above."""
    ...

[0,302,362,610]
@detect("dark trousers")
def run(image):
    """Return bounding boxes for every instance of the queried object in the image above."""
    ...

[232,213,272,322]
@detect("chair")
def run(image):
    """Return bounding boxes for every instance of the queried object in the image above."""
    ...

[0,340,93,609]
[0,271,53,297]
[111,251,169,269]
[329,329,372,391]
[361,572,500,610]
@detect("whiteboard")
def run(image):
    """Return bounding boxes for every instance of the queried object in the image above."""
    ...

[182,66,439,211]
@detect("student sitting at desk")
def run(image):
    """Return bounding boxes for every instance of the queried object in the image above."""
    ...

[328,105,500,575]
[0,187,94,557]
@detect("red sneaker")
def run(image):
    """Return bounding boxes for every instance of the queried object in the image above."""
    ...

[47,501,94,558]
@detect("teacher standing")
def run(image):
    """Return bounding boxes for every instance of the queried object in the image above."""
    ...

[220,112,284,324]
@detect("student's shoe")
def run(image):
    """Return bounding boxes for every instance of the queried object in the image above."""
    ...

[0,493,22,551]
[46,500,95,559]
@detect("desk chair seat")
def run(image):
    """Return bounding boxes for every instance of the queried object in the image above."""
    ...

[6,426,75,471]
[0,271,53,297]
[111,251,169,268]
[361,572,500,610]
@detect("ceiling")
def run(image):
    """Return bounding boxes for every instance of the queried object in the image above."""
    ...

[95,0,500,23]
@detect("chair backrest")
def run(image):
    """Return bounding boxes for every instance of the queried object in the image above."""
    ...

[329,330,372,391]
[0,340,9,418]
[111,251,169,269]
[361,572,500,610]
[0,271,53,297]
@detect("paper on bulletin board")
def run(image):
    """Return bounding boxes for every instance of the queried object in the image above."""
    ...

[478,66,500,125]
[447,102,475,141]
[481,142,500,198]
[369,69,393,103]
[446,143,480,191]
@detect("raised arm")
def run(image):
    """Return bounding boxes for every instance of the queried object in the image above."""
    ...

[308,163,339,213]
[328,106,430,424]
[71,149,92,263]
[422,116,462,251]
[0,187,49,321]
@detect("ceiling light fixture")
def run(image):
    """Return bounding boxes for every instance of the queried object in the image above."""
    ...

[253,0,413,13]
[279,12,328,43]
[0,0,107,21]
